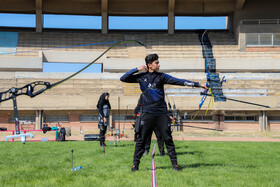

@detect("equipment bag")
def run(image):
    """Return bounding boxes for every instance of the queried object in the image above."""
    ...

[84,134,100,141]
[0,127,7,131]
[56,132,65,141]
[42,126,51,134]
[60,127,66,135]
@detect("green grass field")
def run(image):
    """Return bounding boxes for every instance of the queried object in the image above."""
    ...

[1,140,280,187]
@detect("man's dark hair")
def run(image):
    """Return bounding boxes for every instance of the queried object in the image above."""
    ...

[145,54,158,66]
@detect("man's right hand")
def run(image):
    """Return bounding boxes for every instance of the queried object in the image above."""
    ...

[200,84,208,90]
[103,117,107,123]
[138,65,147,71]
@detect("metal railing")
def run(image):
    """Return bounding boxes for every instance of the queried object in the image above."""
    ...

[241,19,280,25]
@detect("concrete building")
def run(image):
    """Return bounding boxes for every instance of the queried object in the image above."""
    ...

[0,0,280,135]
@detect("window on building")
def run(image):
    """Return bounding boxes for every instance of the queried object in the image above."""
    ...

[246,33,280,46]
[44,115,69,122]
[268,116,280,122]
[112,114,135,121]
[274,34,280,45]
[235,116,243,121]
[9,115,35,122]
[246,34,259,46]
[224,116,258,121]
[260,34,272,46]
[225,116,234,121]
[246,116,256,121]
[80,115,99,122]
[183,115,213,121]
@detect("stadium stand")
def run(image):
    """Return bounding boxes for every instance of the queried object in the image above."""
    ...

[1,0,280,134]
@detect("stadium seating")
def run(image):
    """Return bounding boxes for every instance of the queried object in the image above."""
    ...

[209,32,280,59]
[13,31,280,61]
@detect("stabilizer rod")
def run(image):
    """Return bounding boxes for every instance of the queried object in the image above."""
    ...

[200,92,270,108]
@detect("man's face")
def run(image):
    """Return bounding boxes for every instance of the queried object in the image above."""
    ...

[148,60,160,72]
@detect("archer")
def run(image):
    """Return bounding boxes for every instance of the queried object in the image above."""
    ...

[120,54,207,172]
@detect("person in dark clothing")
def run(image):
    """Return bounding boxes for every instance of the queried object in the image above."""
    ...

[97,92,111,147]
[120,54,207,172]
[144,126,164,156]
[144,109,175,156]
[133,98,165,156]
[132,101,141,142]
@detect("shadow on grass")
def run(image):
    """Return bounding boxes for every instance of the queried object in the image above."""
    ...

[175,146,189,149]
[66,140,79,142]
[176,151,202,155]
[107,143,135,147]
[181,163,226,169]
[142,150,201,157]
[155,163,226,171]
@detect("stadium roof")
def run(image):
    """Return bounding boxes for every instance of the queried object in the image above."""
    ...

[1,0,248,16]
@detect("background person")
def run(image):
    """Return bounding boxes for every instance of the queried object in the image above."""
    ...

[97,92,111,147]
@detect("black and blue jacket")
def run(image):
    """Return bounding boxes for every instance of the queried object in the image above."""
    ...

[120,68,201,114]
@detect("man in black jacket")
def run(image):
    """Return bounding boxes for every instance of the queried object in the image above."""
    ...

[120,54,207,172]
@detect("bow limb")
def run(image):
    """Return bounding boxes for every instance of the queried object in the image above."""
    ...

[0,40,144,103]
[50,40,144,88]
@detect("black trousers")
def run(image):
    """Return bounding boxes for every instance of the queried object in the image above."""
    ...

[99,125,107,146]
[133,113,177,166]
[145,126,165,154]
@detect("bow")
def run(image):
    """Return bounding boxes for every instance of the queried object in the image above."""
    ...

[0,40,144,103]
[198,30,225,109]
[165,91,182,132]
[0,40,144,136]
[198,30,270,112]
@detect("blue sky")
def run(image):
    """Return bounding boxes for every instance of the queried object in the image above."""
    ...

[0,13,226,73]
[0,14,226,30]
[43,63,102,73]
